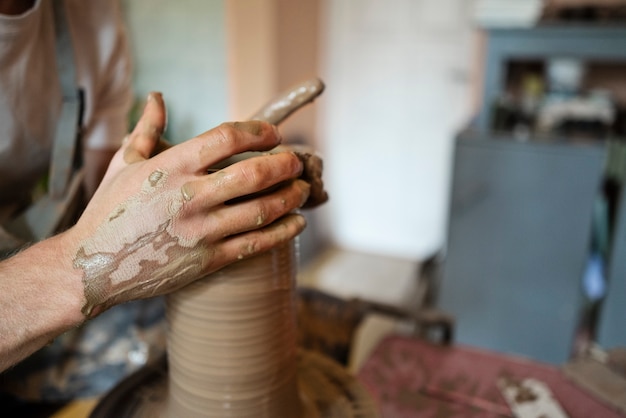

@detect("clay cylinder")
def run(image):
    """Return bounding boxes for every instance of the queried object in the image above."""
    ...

[165,241,302,418]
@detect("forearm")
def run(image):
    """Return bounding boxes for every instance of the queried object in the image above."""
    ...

[0,232,85,372]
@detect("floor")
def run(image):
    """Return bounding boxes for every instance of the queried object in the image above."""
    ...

[298,246,428,372]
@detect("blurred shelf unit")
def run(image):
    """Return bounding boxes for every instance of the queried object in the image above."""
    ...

[476,25,626,135]
[460,25,626,357]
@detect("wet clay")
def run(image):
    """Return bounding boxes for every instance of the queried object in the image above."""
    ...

[163,240,379,418]
[249,78,325,125]
[165,242,303,418]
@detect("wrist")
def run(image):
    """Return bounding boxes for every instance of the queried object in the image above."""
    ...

[25,231,86,328]
[56,230,88,325]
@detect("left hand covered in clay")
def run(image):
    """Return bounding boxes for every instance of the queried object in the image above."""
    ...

[67,93,311,317]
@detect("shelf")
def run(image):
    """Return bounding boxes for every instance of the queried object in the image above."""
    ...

[477,26,626,131]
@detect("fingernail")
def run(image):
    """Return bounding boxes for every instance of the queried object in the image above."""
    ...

[298,180,311,207]
[295,214,307,228]
[273,125,283,144]
[293,153,304,176]
[147,91,162,102]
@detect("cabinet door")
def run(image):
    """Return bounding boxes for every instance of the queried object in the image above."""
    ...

[439,137,606,364]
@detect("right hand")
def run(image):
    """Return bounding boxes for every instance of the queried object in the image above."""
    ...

[67,92,310,317]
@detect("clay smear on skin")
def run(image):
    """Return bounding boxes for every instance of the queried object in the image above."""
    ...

[74,169,209,317]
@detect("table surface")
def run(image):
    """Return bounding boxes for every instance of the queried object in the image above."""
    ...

[357,334,624,418]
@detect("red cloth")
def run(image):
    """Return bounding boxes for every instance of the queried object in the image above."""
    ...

[357,335,623,418]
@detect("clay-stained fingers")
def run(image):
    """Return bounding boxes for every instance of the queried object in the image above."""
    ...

[206,179,310,239]
[215,213,307,263]
[166,121,282,174]
[180,152,304,209]
[123,92,167,164]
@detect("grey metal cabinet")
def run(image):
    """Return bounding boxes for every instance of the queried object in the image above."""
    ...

[438,133,606,364]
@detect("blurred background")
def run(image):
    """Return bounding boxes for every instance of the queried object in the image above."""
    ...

[120,0,626,368]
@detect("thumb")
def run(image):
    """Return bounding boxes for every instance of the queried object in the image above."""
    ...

[123,92,168,164]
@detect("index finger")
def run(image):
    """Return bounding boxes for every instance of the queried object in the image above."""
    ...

[123,92,167,164]
[159,120,282,175]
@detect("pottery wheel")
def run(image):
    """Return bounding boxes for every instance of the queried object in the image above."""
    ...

[90,349,379,418]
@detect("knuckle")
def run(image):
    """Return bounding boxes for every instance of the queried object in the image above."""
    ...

[213,123,242,151]
[239,158,273,188]
[238,163,262,188]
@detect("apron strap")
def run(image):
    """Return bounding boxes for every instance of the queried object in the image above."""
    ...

[49,0,83,199]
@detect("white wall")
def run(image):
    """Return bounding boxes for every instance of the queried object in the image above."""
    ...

[318,0,476,260]
[121,0,228,143]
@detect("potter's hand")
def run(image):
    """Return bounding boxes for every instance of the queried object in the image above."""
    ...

[68,93,310,318]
